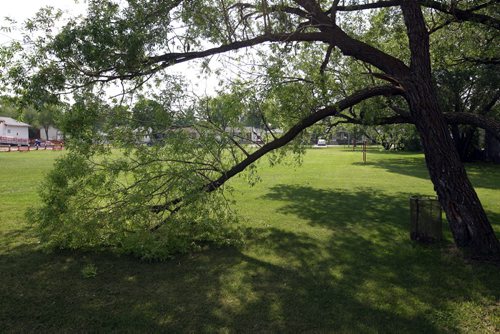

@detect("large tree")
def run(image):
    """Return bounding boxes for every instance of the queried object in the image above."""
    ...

[2,0,499,259]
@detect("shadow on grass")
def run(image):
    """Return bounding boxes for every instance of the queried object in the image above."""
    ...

[351,155,500,190]
[352,157,431,181]
[1,186,499,332]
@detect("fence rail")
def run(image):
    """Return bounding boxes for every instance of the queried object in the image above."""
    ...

[0,136,29,146]
[0,144,64,152]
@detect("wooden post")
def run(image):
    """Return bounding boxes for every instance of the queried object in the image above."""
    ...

[362,140,367,163]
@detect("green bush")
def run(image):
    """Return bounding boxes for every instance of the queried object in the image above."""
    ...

[29,151,243,261]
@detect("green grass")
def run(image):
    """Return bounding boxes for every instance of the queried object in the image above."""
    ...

[0,147,499,333]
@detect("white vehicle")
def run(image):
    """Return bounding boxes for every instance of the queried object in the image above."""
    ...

[317,139,327,146]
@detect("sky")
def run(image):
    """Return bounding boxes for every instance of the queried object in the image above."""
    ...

[1,0,86,44]
[0,0,219,96]
[1,0,84,19]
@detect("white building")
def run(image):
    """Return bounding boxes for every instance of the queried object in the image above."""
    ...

[225,126,284,144]
[0,116,30,146]
[39,125,63,141]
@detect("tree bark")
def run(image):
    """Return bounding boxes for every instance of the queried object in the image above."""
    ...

[403,78,500,257]
[400,0,500,259]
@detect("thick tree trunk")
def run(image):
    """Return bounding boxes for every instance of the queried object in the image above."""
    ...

[400,0,500,259]
[404,79,500,258]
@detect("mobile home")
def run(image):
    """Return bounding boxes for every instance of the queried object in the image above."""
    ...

[0,116,30,146]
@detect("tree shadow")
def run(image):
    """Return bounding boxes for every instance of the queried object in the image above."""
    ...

[351,156,500,190]
[463,162,500,190]
[0,236,460,333]
[1,185,499,332]
[263,184,412,240]
[0,227,38,254]
[258,185,499,329]
[352,157,431,180]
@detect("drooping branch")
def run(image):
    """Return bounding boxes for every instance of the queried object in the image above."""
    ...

[419,0,500,31]
[481,90,500,115]
[230,2,309,18]
[76,32,330,84]
[387,96,500,140]
[150,85,402,228]
[58,0,422,88]
[328,0,500,30]
[444,113,500,141]
[150,105,499,221]
[467,0,498,12]
[331,0,400,12]
[342,110,500,142]
[149,32,328,65]
[320,45,334,74]
[459,57,500,65]
[204,85,401,192]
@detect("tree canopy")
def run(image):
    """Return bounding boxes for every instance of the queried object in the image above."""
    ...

[1,0,499,259]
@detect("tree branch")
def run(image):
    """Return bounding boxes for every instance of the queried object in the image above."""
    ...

[230,2,309,18]
[444,113,500,141]
[320,45,334,74]
[150,85,402,228]
[330,0,500,30]
[148,32,328,66]
[80,32,330,83]
[458,57,500,66]
[419,0,500,30]
[347,110,500,142]
[332,0,400,12]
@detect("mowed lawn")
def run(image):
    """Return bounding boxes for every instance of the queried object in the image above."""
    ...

[0,147,499,333]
